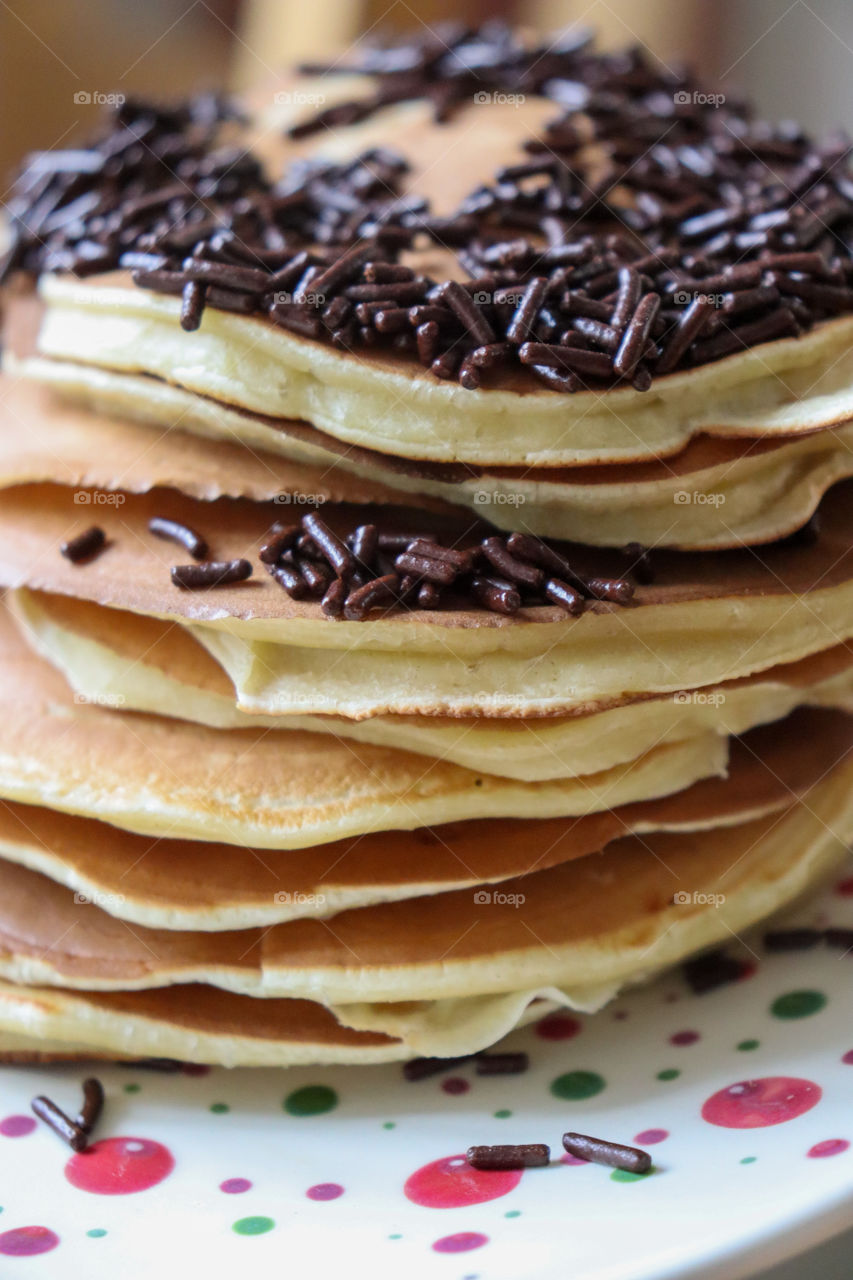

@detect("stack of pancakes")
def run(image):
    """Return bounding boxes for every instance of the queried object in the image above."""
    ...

[1,25,853,1066]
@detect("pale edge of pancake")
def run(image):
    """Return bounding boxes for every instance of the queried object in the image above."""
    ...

[14,354,853,550]
[34,276,853,466]
[13,585,853,788]
[0,984,555,1066]
[185,579,853,718]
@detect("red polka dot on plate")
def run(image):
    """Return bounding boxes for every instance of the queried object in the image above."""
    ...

[670,1030,700,1046]
[432,1232,489,1254]
[634,1129,668,1145]
[702,1077,822,1129]
[842,1050,853,1065]
[535,1013,581,1040]
[807,1139,849,1159]
[834,876,853,897]
[306,1183,344,1201]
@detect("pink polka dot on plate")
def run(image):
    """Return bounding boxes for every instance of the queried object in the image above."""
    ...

[670,1030,700,1046]
[0,1115,36,1138]
[220,1178,252,1194]
[842,1050,853,1065]
[561,1152,589,1166]
[0,1226,59,1257]
[634,1129,669,1145]
[535,1013,581,1040]
[808,1139,850,1159]
[306,1183,344,1201]
[441,1077,470,1095]
[834,876,853,897]
[432,1231,488,1254]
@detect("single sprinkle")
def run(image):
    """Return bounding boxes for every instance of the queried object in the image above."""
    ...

[31,1095,87,1152]
[75,1078,104,1135]
[148,516,208,560]
[171,559,253,589]
[562,1132,651,1175]
[60,525,106,563]
[467,1143,549,1171]
[475,1052,529,1076]
[763,928,823,951]
[403,1054,475,1081]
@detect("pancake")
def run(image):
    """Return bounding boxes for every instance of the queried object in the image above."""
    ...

[0,706,838,929]
[0,737,849,1009]
[0,597,729,846]
[13,352,853,551]
[15,586,853,784]
[29,252,853,473]
[4,481,853,717]
[0,360,449,513]
[0,980,403,1066]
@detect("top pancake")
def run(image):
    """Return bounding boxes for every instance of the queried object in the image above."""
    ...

[12,46,853,468]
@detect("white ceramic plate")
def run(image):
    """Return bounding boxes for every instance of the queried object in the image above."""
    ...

[1,863,852,1280]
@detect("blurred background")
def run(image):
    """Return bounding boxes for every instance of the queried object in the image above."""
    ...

[1,0,852,181]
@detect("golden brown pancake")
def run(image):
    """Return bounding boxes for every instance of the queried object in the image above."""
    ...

[15,586,853,783]
[0,705,840,929]
[0,595,730,846]
[0,716,850,1007]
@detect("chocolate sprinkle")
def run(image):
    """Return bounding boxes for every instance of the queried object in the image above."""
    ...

[60,525,106,563]
[562,1132,651,1174]
[763,928,823,952]
[149,516,208,560]
[170,558,252,589]
[467,1143,550,1170]
[31,1095,88,1152]
[8,28,853,390]
[75,1077,105,1135]
[475,1052,529,1076]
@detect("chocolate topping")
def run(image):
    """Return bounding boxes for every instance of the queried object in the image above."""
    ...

[6,27,853,391]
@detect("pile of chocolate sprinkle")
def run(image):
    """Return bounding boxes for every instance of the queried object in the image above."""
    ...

[5,24,853,390]
[259,512,635,619]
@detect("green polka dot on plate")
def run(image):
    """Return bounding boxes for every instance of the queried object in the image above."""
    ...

[283,1085,338,1116]
[86,1229,107,1239]
[656,1069,680,1081]
[551,1071,606,1100]
[771,990,827,1020]
[611,1167,653,1183]
[210,1103,230,1114]
[494,1109,512,1118]
[233,1217,275,1236]
[737,1039,760,1051]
